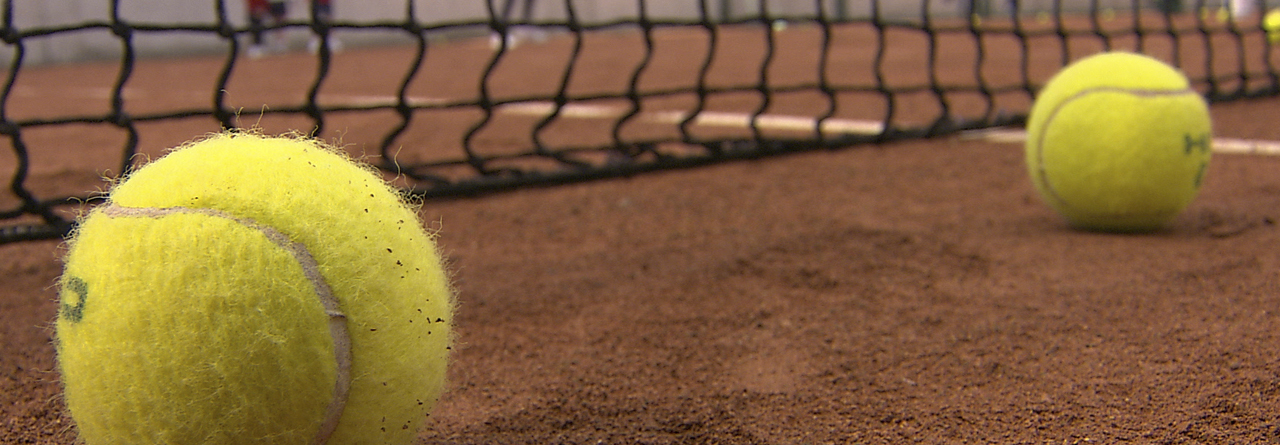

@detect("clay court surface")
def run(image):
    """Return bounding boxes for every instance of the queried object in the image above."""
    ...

[5,17,1280,443]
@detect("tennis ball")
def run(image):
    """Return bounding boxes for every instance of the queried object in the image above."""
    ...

[1265,10,1280,43]
[56,132,454,445]
[1025,52,1212,232]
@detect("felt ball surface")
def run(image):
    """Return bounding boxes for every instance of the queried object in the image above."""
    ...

[1266,9,1280,43]
[56,132,454,445]
[1024,52,1212,232]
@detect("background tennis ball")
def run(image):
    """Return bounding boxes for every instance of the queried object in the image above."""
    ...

[1025,52,1212,232]
[1266,9,1280,43]
[56,132,454,445]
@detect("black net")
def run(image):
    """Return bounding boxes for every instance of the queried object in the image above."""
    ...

[2,0,1278,243]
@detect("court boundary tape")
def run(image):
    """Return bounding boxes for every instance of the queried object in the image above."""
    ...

[14,84,1278,155]
[496,99,1280,156]
[958,128,1280,156]
[252,94,1280,157]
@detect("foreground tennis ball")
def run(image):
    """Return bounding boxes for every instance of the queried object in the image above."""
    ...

[1025,52,1212,232]
[56,132,454,444]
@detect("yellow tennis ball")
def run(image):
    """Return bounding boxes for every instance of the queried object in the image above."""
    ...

[1025,52,1212,232]
[56,132,454,445]
[1265,9,1280,43]
[1215,7,1230,23]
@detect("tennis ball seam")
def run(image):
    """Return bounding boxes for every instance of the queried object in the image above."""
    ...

[100,203,353,445]
[1031,85,1199,218]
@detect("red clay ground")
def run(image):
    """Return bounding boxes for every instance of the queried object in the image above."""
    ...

[5,18,1280,444]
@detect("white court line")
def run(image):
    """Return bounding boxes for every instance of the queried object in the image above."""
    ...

[318,96,889,135]
[961,128,1280,156]
[496,100,887,134]
[648,110,886,134]
[376,97,1280,156]
[1214,137,1280,155]
[499,101,628,119]
[37,87,1268,157]
[319,94,450,108]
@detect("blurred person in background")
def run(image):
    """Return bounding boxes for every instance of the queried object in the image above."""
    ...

[246,0,288,58]
[491,0,547,49]
[308,0,343,54]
